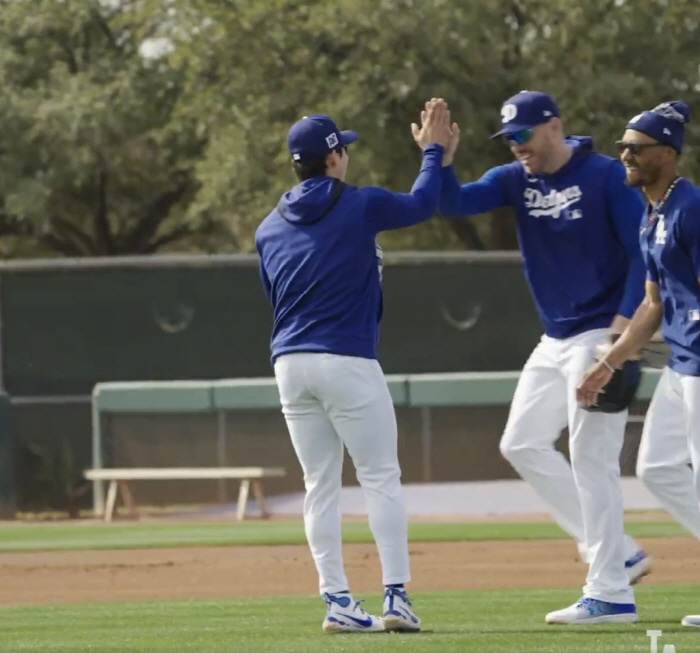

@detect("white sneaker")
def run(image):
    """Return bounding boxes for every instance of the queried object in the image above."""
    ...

[382,586,421,632]
[625,550,653,585]
[545,597,638,625]
[682,615,700,627]
[322,592,385,634]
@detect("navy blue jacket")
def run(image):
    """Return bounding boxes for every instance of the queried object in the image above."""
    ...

[256,144,444,362]
[439,136,646,339]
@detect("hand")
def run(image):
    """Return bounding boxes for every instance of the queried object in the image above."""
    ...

[576,360,614,408]
[411,98,458,154]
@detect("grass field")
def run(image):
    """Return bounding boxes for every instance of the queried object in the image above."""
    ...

[0,519,689,551]
[0,519,697,653]
[0,587,696,653]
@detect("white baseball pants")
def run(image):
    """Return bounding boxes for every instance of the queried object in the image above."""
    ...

[499,329,637,604]
[637,367,700,538]
[274,352,411,595]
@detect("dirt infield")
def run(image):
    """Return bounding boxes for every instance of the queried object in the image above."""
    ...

[1,536,699,606]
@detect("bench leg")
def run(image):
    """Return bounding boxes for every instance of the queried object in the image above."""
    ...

[251,480,270,519]
[118,480,140,520]
[236,479,250,521]
[104,480,118,523]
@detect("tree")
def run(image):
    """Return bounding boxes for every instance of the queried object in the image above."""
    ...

[1,0,700,256]
[0,0,219,256]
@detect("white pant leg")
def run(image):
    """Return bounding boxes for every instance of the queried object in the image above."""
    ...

[314,354,410,587]
[564,330,632,603]
[681,374,700,508]
[637,369,700,539]
[274,354,348,595]
[499,338,586,544]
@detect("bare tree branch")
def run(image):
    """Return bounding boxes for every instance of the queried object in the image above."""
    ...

[49,215,95,253]
[118,176,191,252]
[39,233,85,257]
[142,224,195,253]
[446,217,486,250]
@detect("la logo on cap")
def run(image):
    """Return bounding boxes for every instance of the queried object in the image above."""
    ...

[501,104,517,123]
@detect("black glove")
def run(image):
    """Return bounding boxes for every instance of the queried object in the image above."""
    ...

[583,358,641,413]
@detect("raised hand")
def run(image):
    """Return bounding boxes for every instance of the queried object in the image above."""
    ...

[412,98,460,164]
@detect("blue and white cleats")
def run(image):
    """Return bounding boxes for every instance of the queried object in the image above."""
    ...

[682,614,700,627]
[546,597,638,625]
[625,550,653,584]
[322,592,385,633]
[382,586,421,632]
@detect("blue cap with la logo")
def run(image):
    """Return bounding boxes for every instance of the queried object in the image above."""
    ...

[287,115,359,162]
[490,91,560,138]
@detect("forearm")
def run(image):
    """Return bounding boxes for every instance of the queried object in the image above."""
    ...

[606,301,663,368]
[609,315,631,335]
[438,165,506,217]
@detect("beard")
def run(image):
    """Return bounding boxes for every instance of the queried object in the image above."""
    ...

[625,164,661,188]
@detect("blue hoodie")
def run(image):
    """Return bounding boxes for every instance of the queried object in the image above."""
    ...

[439,136,646,338]
[255,144,444,363]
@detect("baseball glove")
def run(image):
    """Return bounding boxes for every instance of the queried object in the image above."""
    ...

[583,358,642,413]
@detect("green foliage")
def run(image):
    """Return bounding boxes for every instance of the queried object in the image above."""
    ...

[0,0,700,255]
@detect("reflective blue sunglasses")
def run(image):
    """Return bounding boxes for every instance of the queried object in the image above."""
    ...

[506,129,534,145]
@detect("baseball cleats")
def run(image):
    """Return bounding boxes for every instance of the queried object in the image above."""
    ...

[322,592,385,634]
[382,586,421,632]
[545,597,638,625]
[682,615,700,627]
[625,550,652,584]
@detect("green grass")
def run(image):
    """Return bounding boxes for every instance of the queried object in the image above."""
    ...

[0,586,697,653]
[0,520,688,552]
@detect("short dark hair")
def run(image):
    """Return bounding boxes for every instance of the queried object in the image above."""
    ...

[293,146,345,181]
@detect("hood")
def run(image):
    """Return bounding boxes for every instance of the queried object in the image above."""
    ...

[277,177,343,225]
[565,134,594,155]
[529,135,595,180]
[553,135,594,177]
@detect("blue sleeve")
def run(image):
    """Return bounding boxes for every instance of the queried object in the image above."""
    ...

[646,256,659,284]
[438,164,509,216]
[606,161,646,317]
[364,143,444,232]
[678,199,700,278]
[255,240,272,302]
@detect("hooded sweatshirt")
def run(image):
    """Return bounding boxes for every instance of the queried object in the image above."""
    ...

[255,143,444,363]
[439,136,646,338]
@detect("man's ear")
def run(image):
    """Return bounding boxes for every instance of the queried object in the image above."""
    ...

[549,117,564,136]
[326,150,340,171]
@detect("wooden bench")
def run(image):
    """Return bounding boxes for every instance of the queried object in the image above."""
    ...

[84,467,286,523]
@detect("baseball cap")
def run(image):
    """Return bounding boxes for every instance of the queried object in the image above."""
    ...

[625,101,691,154]
[287,115,358,161]
[490,91,560,139]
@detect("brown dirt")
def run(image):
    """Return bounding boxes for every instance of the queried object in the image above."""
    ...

[1,536,699,606]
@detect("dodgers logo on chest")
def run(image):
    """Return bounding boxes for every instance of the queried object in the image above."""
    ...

[523,185,583,219]
[654,215,667,245]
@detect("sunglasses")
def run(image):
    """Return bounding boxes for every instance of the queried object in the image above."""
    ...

[615,141,666,156]
[506,129,534,145]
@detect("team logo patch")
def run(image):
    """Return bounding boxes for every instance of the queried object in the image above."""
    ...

[523,185,583,219]
[655,216,667,245]
[325,133,339,148]
[501,104,517,123]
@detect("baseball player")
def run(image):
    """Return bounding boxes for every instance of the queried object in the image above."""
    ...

[255,100,454,633]
[578,101,700,628]
[416,90,651,624]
